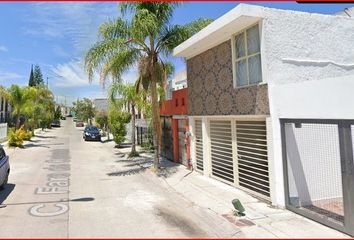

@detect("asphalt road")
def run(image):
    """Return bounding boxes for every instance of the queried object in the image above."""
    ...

[0,119,238,238]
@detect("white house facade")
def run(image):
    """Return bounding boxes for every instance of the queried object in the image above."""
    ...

[174,4,354,236]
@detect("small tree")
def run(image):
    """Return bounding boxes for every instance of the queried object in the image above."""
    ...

[54,106,62,120]
[95,111,108,129]
[74,98,95,123]
[108,109,130,146]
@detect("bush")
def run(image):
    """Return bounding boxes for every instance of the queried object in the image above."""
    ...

[23,130,33,141]
[8,128,25,147]
[108,110,130,146]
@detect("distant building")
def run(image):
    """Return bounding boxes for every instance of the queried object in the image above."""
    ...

[166,70,187,100]
[93,98,109,112]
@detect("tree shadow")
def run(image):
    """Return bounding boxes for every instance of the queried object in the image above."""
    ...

[107,167,147,177]
[24,143,64,149]
[156,160,181,178]
[34,135,57,139]
[0,184,15,204]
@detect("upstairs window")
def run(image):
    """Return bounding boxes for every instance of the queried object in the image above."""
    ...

[233,24,262,87]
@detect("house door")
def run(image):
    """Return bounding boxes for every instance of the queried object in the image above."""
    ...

[161,116,173,161]
[281,119,354,237]
[178,119,188,166]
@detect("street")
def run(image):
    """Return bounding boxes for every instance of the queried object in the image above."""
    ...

[0,119,239,238]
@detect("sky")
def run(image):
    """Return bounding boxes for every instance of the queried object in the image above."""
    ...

[0,2,353,106]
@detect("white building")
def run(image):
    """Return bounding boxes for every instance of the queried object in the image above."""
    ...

[166,70,187,99]
[174,4,354,236]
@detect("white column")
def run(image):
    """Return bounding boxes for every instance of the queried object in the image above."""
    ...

[188,116,196,169]
[202,117,210,177]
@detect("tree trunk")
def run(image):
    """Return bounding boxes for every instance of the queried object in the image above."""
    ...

[150,75,162,170]
[131,104,136,154]
[16,112,20,129]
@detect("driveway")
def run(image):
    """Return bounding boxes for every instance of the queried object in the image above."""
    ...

[0,119,239,238]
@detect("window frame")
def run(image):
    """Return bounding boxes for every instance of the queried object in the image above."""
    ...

[232,22,263,89]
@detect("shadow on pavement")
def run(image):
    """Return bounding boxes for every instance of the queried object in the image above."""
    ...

[0,196,95,207]
[107,167,147,177]
[34,135,57,139]
[0,184,15,205]
[24,143,64,149]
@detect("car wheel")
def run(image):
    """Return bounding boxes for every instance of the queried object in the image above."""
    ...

[0,173,8,190]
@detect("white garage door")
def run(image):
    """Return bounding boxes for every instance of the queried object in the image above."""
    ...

[236,120,270,198]
[210,120,234,183]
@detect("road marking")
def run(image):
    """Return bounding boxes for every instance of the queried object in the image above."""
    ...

[29,203,69,217]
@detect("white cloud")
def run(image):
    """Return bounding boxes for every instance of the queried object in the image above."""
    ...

[51,59,97,88]
[0,46,8,52]
[0,71,25,82]
[25,2,118,54]
[52,45,70,58]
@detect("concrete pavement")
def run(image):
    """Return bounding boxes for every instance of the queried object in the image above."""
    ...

[0,118,349,238]
[0,119,240,238]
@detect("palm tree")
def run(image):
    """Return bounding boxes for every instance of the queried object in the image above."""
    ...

[0,85,34,129]
[85,2,212,169]
[109,82,144,157]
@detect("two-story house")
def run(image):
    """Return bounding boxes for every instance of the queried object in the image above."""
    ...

[174,4,354,236]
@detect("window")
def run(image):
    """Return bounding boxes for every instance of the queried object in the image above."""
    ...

[233,24,262,87]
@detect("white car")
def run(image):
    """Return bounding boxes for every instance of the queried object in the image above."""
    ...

[0,146,10,190]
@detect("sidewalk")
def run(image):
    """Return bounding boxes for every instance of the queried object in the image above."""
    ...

[138,156,349,238]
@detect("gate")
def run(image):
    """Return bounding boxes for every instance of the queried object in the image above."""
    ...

[161,116,173,161]
[281,119,354,236]
[178,119,187,166]
[194,119,204,172]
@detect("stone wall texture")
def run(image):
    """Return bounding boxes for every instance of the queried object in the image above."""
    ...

[187,40,269,116]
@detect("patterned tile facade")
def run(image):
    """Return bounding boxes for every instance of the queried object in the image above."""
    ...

[187,40,270,116]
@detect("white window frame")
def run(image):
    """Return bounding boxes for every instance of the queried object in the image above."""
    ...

[232,22,263,89]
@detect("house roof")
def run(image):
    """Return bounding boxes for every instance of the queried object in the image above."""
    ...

[173,4,263,59]
[173,3,353,59]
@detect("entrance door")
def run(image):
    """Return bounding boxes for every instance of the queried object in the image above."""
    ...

[281,119,354,236]
[178,119,188,166]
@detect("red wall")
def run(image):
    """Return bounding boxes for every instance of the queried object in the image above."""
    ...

[160,88,188,116]
[160,88,191,168]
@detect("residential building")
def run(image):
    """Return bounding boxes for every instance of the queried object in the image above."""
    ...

[166,70,187,99]
[160,88,190,168]
[174,4,354,236]
[93,98,109,113]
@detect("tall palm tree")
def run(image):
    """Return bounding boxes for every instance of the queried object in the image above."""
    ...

[85,2,212,169]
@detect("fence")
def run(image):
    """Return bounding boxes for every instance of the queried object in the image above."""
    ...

[0,123,7,141]
[281,119,354,236]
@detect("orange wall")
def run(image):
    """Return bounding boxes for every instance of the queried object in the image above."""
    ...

[160,88,188,116]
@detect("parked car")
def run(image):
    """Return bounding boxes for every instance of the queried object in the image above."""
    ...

[83,126,101,141]
[0,146,10,190]
[73,117,77,122]
[66,114,72,117]
[76,120,84,127]
[60,116,66,120]
[51,119,61,127]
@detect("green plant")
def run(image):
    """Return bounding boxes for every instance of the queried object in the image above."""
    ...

[23,130,33,141]
[108,110,130,146]
[8,128,25,147]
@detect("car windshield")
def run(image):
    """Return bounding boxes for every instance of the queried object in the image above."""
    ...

[86,127,99,133]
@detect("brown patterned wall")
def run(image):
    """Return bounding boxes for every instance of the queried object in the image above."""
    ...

[187,40,269,116]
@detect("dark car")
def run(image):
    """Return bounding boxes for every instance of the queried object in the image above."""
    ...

[83,126,101,141]
[60,116,66,120]
[0,146,10,190]
[51,119,61,127]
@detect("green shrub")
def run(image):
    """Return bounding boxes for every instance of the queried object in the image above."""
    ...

[8,128,25,147]
[108,110,130,146]
[23,130,33,141]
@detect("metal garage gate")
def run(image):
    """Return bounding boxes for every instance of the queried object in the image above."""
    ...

[209,120,234,183]
[194,119,204,172]
[236,120,270,198]
[161,116,173,161]
[281,119,354,237]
